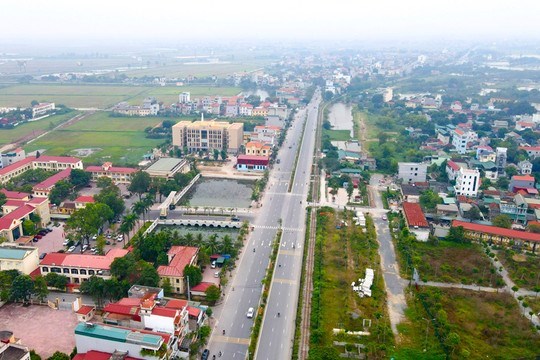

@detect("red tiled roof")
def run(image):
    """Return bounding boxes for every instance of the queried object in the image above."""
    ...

[36,155,81,164]
[157,246,198,277]
[237,155,270,166]
[103,303,140,317]
[75,195,95,203]
[74,351,140,360]
[33,168,71,190]
[188,306,201,318]
[0,157,35,176]
[152,307,178,318]
[117,297,142,306]
[40,248,129,269]
[29,267,41,279]
[452,220,540,243]
[164,299,188,310]
[3,200,26,208]
[520,146,540,151]
[402,202,429,228]
[0,189,31,200]
[86,165,137,174]
[191,281,213,293]
[27,197,48,205]
[76,305,95,315]
[512,175,535,182]
[447,160,460,171]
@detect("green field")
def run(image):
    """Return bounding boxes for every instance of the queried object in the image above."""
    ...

[24,112,165,165]
[0,84,241,109]
[0,112,78,146]
[322,129,351,141]
[124,60,267,78]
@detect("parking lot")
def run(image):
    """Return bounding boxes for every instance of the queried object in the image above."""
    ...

[0,303,78,358]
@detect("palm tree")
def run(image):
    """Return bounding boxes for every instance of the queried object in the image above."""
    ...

[207,234,219,255]
[222,235,234,254]
[132,200,151,222]
[195,233,204,247]
[185,233,195,247]
[120,212,139,246]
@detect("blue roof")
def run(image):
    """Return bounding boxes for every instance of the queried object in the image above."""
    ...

[75,323,163,347]
[0,248,30,260]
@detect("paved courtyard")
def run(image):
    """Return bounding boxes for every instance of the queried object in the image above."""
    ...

[0,303,78,358]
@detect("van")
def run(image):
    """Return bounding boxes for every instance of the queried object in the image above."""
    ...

[211,261,216,269]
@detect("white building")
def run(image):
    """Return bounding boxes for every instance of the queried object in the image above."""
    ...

[452,128,477,154]
[398,162,428,183]
[179,92,191,103]
[0,244,39,274]
[496,147,507,175]
[32,102,55,118]
[0,148,26,168]
[454,168,481,198]
[518,160,533,175]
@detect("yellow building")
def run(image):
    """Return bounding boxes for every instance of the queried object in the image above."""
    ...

[0,244,39,274]
[245,141,271,157]
[251,107,268,117]
[172,118,243,153]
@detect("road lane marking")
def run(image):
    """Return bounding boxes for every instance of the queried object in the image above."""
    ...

[212,335,250,345]
[279,249,301,256]
[273,278,298,285]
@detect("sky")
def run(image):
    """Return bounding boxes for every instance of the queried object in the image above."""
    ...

[1,0,539,45]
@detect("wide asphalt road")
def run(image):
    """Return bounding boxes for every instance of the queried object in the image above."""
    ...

[207,90,321,359]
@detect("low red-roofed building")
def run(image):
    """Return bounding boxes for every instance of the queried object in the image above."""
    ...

[402,202,430,241]
[236,155,269,172]
[40,248,129,288]
[74,196,95,209]
[76,305,96,322]
[452,220,540,251]
[157,246,199,294]
[0,198,51,242]
[32,168,72,197]
[86,162,137,184]
[190,281,214,296]
[73,351,140,360]
[0,189,31,201]
[0,155,82,184]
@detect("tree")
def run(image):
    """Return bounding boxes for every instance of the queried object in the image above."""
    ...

[446,332,461,355]
[446,226,467,244]
[496,176,510,190]
[33,276,49,302]
[10,274,34,303]
[205,284,221,303]
[96,235,106,255]
[220,150,227,160]
[137,261,160,287]
[213,148,219,161]
[79,275,106,308]
[504,166,518,177]
[69,169,91,188]
[128,171,151,199]
[96,176,114,188]
[22,219,36,236]
[132,198,151,222]
[162,277,172,296]
[66,203,114,248]
[94,184,125,219]
[49,180,73,205]
[120,212,139,244]
[463,206,482,221]
[419,189,442,212]
[183,265,202,288]
[0,192,6,207]
[346,181,354,201]
[44,272,68,291]
[46,352,70,360]
[493,214,512,229]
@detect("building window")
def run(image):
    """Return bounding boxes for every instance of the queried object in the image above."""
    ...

[42,267,49,272]
[63,268,70,274]
[71,269,79,274]
[80,269,87,275]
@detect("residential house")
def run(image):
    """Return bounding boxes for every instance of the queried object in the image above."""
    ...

[519,146,540,159]
[454,168,480,197]
[518,160,533,175]
[157,246,199,294]
[397,162,428,183]
[245,141,271,157]
[85,162,137,184]
[402,202,430,241]
[451,128,477,154]
[509,175,536,193]
[74,196,95,209]
[32,102,55,118]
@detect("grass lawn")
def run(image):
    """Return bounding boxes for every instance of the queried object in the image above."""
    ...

[362,111,400,140]
[24,112,164,165]
[498,249,540,290]
[0,84,241,109]
[322,129,351,141]
[394,288,540,359]
[310,208,392,358]
[410,240,503,287]
[0,112,78,146]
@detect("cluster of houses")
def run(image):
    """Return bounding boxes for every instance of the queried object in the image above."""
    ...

[0,102,56,129]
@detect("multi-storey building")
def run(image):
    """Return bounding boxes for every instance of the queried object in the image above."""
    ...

[451,128,477,154]
[0,148,25,168]
[85,162,137,184]
[397,162,428,183]
[171,118,243,153]
[178,92,190,103]
[0,244,39,274]
[496,147,507,175]
[157,246,198,294]
[31,102,55,118]
[454,168,480,197]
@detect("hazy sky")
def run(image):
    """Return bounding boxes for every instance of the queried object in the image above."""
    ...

[1,0,539,44]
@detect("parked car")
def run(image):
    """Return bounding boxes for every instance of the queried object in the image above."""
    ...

[32,237,39,242]
[67,246,76,253]
[211,261,216,269]
[39,253,47,260]
[231,216,240,222]
[82,244,89,252]
[62,240,69,246]
[382,214,387,221]
[105,240,111,245]
[106,233,112,239]
[92,234,98,240]
[214,271,220,278]
[34,234,43,239]
[246,307,254,318]
[38,230,47,236]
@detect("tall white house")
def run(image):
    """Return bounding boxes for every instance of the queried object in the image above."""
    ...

[454,168,480,198]
[179,92,191,103]
[452,128,477,154]
[398,162,428,183]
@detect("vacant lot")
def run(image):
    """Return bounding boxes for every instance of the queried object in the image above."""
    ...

[0,84,241,109]
[24,112,164,165]
[498,249,540,290]
[0,112,77,146]
[310,208,392,358]
[412,240,503,287]
[124,60,268,78]
[0,303,78,358]
[395,287,540,359]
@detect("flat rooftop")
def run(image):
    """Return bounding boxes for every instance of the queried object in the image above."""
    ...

[0,246,34,260]
[74,323,163,349]
[145,158,185,173]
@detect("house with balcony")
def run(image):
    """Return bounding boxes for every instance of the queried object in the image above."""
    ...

[157,246,199,295]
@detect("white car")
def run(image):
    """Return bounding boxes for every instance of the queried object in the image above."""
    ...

[382,214,387,221]
[211,261,216,269]
[92,234,97,240]
[62,240,69,246]
[67,246,76,253]
[117,235,123,241]
[246,307,254,318]
[82,244,89,252]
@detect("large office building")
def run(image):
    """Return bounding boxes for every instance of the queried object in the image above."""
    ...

[172,118,243,153]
